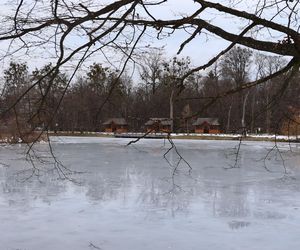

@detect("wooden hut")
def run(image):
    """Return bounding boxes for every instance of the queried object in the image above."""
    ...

[145,118,172,133]
[103,118,128,133]
[193,118,220,134]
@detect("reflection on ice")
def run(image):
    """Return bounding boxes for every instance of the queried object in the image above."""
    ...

[228,220,251,230]
[0,137,300,250]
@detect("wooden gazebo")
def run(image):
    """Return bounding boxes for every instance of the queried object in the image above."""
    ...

[102,118,128,133]
[192,118,220,134]
[145,118,172,133]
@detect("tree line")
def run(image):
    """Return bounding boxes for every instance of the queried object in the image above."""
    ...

[0,46,299,137]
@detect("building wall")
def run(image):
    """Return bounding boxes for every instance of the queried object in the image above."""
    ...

[104,126,128,133]
[161,127,171,133]
[209,129,220,134]
[104,128,112,132]
[146,125,171,133]
[194,127,220,134]
[195,128,204,133]
[115,127,128,133]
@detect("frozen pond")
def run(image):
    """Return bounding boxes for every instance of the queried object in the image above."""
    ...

[0,137,300,250]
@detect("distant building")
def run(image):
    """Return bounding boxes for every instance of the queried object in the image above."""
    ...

[102,118,128,133]
[193,118,220,134]
[145,118,172,133]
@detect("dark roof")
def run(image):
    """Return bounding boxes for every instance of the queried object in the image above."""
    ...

[192,118,220,126]
[103,118,128,125]
[145,118,172,126]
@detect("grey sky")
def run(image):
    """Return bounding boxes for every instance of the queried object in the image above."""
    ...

[0,0,293,77]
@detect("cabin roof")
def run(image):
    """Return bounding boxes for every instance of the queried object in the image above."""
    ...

[103,118,128,125]
[192,118,220,126]
[145,118,172,126]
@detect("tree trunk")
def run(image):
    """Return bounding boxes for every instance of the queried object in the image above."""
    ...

[250,88,256,133]
[170,89,174,132]
[226,98,233,133]
[241,90,250,136]
[266,92,271,134]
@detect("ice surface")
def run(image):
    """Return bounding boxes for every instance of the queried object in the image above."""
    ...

[0,137,300,250]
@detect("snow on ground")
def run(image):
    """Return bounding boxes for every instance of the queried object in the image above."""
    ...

[50,135,300,151]
[0,137,300,250]
[171,132,299,140]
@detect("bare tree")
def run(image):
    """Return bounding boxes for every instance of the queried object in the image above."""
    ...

[220,46,253,135]
[162,57,192,132]
[139,48,164,95]
[0,0,299,127]
[254,54,288,133]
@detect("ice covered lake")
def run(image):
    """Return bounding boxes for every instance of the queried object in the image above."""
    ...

[0,137,300,250]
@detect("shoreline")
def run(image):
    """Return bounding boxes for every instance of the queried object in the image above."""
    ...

[0,131,298,144]
[46,131,300,143]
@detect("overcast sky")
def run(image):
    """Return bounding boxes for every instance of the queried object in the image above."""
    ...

[0,0,293,78]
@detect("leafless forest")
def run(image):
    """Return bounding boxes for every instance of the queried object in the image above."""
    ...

[1,46,299,136]
[0,0,299,140]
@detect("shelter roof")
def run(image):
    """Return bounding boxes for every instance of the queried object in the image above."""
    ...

[192,118,220,126]
[103,118,128,125]
[145,118,172,126]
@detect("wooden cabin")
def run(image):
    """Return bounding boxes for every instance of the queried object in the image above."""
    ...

[102,118,128,133]
[145,118,172,133]
[193,118,220,134]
